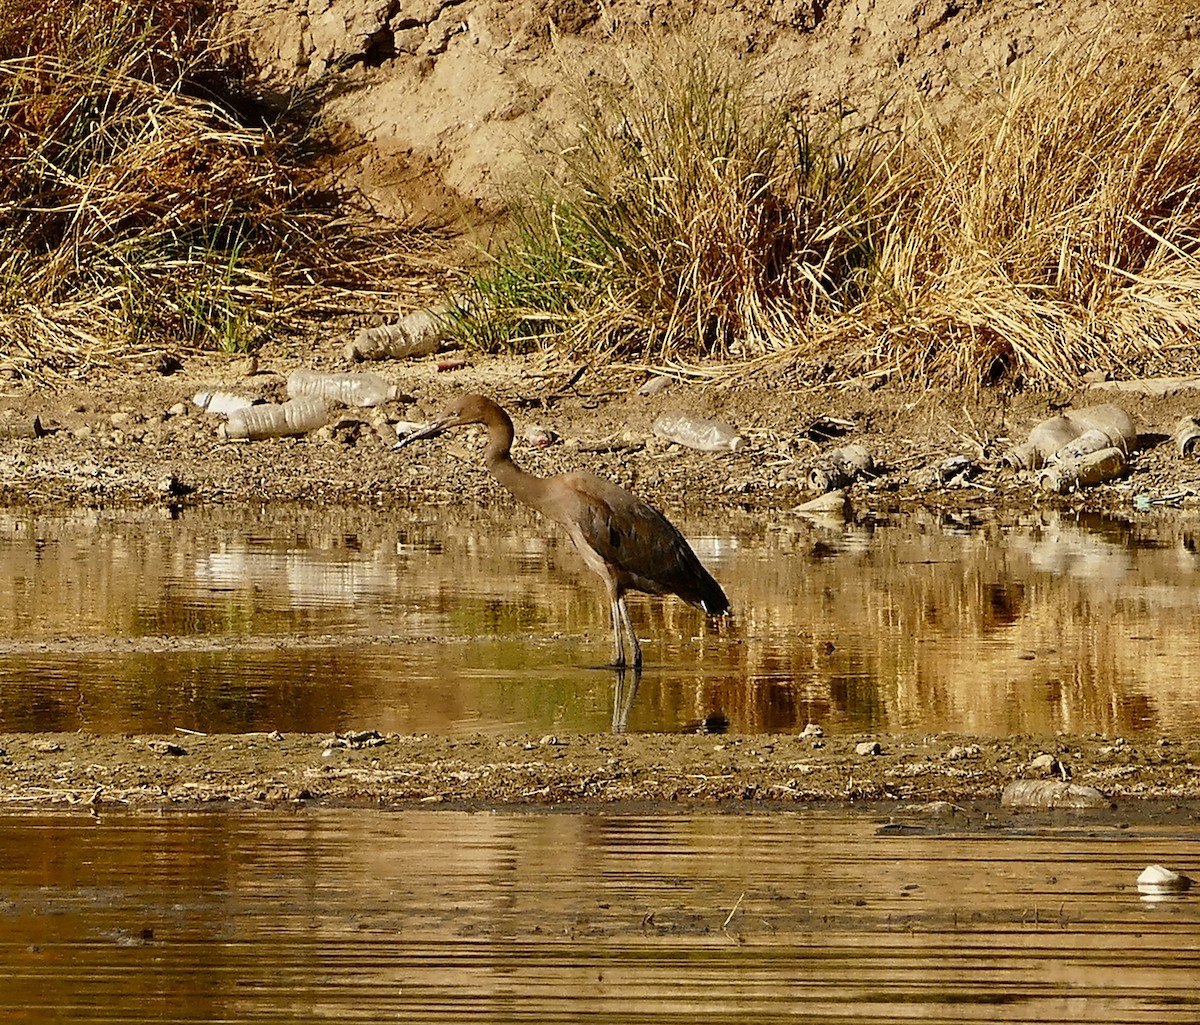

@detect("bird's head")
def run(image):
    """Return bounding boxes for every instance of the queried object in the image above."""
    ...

[393,394,496,449]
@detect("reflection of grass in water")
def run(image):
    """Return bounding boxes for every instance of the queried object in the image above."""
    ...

[5,504,1200,735]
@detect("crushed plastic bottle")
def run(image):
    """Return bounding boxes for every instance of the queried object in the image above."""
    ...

[1173,416,1200,457]
[1037,447,1126,493]
[220,396,329,440]
[286,369,398,408]
[344,308,450,362]
[807,443,874,491]
[1053,428,1112,461]
[652,411,744,452]
[1005,403,1136,470]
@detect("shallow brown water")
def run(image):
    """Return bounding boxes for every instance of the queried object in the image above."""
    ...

[1,807,1198,1023]
[0,504,1198,736]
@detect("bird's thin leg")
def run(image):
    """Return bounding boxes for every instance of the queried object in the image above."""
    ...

[609,598,626,667]
[616,596,641,667]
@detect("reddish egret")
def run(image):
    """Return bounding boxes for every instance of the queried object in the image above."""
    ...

[395,394,730,667]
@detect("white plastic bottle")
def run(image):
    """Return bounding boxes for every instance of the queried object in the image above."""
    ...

[220,397,329,440]
[652,411,744,452]
[193,390,257,415]
[286,369,398,407]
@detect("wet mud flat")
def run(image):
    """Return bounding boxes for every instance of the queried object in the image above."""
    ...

[3,730,1200,814]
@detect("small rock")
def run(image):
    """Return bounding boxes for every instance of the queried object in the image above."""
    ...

[856,741,883,756]
[800,723,824,738]
[1029,753,1070,778]
[898,800,967,819]
[539,734,566,747]
[876,822,934,836]
[32,740,62,753]
[637,375,673,396]
[946,744,982,761]
[146,740,187,757]
[522,424,557,448]
[158,475,189,498]
[795,490,850,516]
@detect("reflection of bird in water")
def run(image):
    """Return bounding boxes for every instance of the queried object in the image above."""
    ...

[396,394,731,668]
[612,668,639,734]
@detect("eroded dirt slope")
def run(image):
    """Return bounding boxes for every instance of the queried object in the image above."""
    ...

[217,0,1200,225]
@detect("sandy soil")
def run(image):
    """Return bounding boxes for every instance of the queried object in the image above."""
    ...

[3,728,1199,814]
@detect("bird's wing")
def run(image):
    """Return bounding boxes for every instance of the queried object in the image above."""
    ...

[555,472,730,614]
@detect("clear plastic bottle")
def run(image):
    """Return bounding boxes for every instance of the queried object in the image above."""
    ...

[286,369,398,408]
[220,397,329,440]
[344,308,448,362]
[1037,447,1126,493]
[652,411,744,452]
[1006,403,1136,469]
[1006,415,1080,469]
[1174,415,1200,457]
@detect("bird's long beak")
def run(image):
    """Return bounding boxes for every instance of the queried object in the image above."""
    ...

[393,415,453,450]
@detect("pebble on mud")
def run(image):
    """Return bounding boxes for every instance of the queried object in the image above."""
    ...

[1029,753,1071,778]
[856,741,883,756]
[945,744,982,761]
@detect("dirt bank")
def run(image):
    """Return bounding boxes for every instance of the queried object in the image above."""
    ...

[3,729,1200,811]
[216,0,1200,226]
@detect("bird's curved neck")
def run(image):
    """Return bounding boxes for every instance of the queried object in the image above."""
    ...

[481,405,544,506]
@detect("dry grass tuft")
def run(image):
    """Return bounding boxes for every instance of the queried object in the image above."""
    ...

[856,45,1200,386]
[0,0,426,379]
[458,32,1200,388]
[453,36,884,363]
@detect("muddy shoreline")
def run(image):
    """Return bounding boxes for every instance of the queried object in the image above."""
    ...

[4,729,1200,812]
[5,350,1200,813]
[4,349,1200,515]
